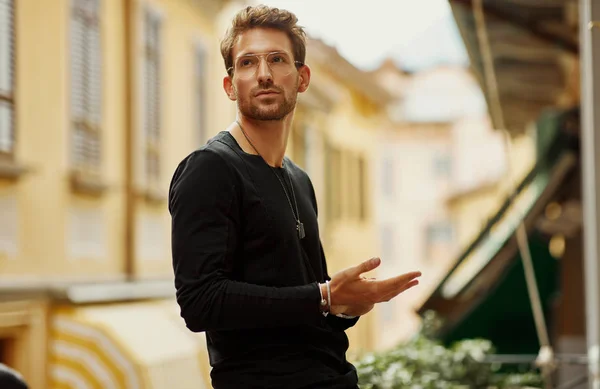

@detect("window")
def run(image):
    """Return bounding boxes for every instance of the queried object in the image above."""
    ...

[292,124,306,169]
[68,206,106,260]
[0,0,15,158]
[143,8,161,187]
[346,154,357,219]
[194,43,206,146]
[425,221,454,262]
[343,152,355,218]
[137,212,167,261]
[325,141,342,221]
[426,222,453,243]
[358,156,366,220]
[303,124,316,176]
[0,193,17,257]
[0,337,16,365]
[70,0,102,174]
[433,153,452,178]
[382,156,394,196]
[380,302,394,323]
[294,123,319,176]
[380,225,394,261]
[0,338,6,362]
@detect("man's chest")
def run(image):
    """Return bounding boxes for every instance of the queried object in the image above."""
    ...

[232,169,323,285]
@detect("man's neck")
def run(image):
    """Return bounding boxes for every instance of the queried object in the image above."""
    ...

[229,114,293,168]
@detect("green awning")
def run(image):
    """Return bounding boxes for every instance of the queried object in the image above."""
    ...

[444,231,558,355]
[418,110,579,353]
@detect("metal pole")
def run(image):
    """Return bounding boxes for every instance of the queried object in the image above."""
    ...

[580,0,600,388]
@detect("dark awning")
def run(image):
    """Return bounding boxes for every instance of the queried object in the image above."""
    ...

[449,0,580,135]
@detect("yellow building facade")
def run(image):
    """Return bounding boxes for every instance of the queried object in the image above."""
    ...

[1,0,232,387]
[0,1,388,387]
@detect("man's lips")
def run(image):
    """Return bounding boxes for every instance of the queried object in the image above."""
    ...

[255,90,279,97]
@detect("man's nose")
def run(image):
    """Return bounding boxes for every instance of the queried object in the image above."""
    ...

[256,58,273,83]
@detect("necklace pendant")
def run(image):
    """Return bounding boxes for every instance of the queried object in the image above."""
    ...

[297,221,305,239]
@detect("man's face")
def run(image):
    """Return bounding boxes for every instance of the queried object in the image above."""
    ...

[224,28,308,121]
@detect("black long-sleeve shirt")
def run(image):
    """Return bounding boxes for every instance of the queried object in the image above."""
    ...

[168,131,360,389]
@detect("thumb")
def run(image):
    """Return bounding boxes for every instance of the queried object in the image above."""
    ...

[349,257,381,277]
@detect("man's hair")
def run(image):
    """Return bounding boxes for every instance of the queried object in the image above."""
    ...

[220,5,307,77]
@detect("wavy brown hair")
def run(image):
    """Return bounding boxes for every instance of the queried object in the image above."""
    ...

[220,5,307,77]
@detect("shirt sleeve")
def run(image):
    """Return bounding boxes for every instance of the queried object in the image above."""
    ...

[169,149,323,333]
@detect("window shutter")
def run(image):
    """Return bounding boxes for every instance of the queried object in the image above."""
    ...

[0,0,15,155]
[71,2,86,167]
[87,0,101,167]
[144,10,161,184]
[358,156,366,220]
[71,0,101,172]
[195,44,206,146]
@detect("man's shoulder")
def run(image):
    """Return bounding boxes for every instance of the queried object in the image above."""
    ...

[173,132,240,176]
[172,147,230,179]
[204,132,245,161]
[283,157,306,175]
[284,157,312,185]
[168,136,240,212]
[169,133,240,195]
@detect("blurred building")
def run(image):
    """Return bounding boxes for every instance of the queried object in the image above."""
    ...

[0,0,395,387]
[445,131,535,252]
[370,59,509,349]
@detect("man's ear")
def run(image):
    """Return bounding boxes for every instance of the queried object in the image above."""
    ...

[223,76,237,101]
[297,64,311,93]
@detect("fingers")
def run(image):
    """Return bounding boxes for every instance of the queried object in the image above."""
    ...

[378,271,421,291]
[332,265,420,307]
[379,279,420,302]
[348,257,381,278]
[368,271,421,303]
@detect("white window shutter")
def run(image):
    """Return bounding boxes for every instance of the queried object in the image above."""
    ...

[195,44,207,146]
[71,0,102,171]
[143,10,161,183]
[0,0,14,154]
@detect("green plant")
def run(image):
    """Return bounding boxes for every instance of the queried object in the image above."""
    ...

[354,311,542,389]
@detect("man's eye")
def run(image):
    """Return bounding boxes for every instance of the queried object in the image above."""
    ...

[271,56,284,63]
[240,59,255,67]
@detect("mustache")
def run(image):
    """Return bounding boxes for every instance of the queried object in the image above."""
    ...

[252,83,282,94]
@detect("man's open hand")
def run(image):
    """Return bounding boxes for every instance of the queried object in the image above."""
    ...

[324,257,421,316]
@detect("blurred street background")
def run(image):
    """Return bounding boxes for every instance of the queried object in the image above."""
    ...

[0,0,598,388]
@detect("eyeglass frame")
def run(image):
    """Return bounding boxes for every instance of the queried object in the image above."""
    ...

[227,51,305,78]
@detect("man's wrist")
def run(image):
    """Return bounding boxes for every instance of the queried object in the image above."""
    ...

[319,282,355,319]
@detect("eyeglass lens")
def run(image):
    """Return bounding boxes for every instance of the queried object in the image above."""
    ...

[234,52,296,79]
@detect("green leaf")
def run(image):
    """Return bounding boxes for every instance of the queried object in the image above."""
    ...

[355,311,542,389]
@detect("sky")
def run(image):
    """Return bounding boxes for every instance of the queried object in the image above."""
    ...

[256,0,470,71]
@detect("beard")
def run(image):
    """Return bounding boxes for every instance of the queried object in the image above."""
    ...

[235,79,298,121]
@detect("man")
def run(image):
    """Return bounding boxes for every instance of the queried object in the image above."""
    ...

[168,5,421,389]
[0,364,28,389]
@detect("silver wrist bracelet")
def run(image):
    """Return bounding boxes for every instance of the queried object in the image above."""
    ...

[326,280,332,313]
[319,282,329,317]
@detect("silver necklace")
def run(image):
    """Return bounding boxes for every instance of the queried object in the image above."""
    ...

[236,121,306,240]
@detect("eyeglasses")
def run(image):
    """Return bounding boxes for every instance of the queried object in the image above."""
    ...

[228,51,303,80]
